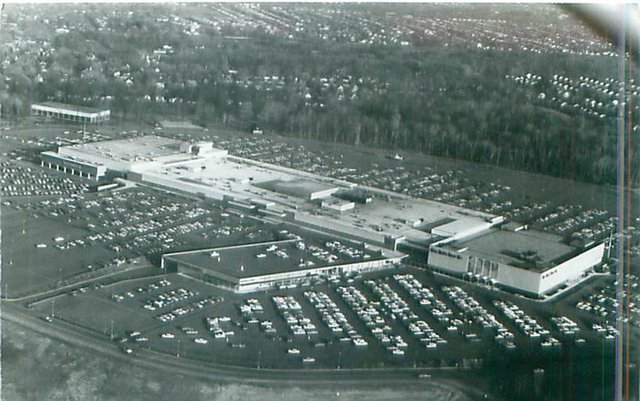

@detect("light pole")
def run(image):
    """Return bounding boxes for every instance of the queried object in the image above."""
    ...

[9,239,14,265]
[257,350,262,370]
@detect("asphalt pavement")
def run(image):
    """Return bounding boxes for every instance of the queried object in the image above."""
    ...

[1,301,493,400]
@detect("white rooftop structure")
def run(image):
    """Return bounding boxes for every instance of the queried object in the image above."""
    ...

[54,135,227,172]
[44,135,502,247]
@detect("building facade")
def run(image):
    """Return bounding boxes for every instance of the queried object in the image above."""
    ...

[31,102,110,123]
[427,231,605,297]
[162,240,404,293]
[40,151,107,180]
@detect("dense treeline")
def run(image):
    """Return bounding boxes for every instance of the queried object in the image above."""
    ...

[0,4,634,186]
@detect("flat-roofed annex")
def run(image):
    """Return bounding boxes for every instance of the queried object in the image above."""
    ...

[444,228,575,272]
[33,101,109,115]
[163,239,388,279]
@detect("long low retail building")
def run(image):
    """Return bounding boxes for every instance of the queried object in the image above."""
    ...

[162,238,405,293]
[31,102,110,123]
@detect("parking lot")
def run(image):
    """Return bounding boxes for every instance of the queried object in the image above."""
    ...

[0,123,633,377]
[1,185,276,298]
[21,187,275,255]
[31,264,621,370]
[1,201,118,298]
[575,273,640,330]
[0,160,90,197]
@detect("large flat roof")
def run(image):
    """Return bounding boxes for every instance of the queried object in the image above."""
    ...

[169,157,288,185]
[143,152,496,245]
[33,101,109,114]
[60,135,185,163]
[443,228,574,272]
[164,238,388,279]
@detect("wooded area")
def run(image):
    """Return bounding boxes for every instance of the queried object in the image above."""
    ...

[0,4,634,186]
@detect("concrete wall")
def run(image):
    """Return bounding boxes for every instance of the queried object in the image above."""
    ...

[41,151,106,179]
[428,241,605,296]
[309,187,340,200]
[538,242,605,294]
[166,251,401,294]
[321,200,355,212]
[428,248,543,296]
[235,257,401,292]
[427,247,469,275]
[495,263,542,295]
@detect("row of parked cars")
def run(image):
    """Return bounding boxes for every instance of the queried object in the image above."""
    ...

[493,300,561,349]
[336,285,406,356]
[272,295,318,337]
[304,290,363,344]
[0,161,89,197]
[441,286,514,346]
[365,278,443,351]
